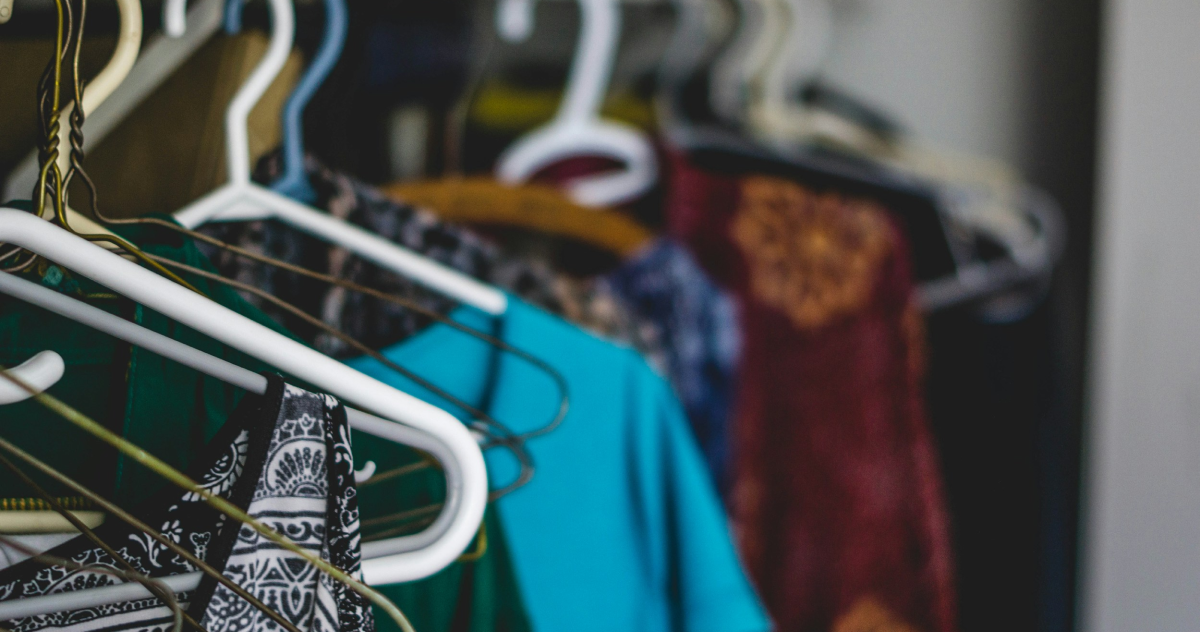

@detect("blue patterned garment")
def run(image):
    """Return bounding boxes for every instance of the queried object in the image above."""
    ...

[601,239,741,496]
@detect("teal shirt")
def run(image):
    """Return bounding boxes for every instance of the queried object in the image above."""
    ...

[0,221,531,632]
[346,297,771,632]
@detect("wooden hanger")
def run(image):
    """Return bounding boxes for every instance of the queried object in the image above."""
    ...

[384,177,654,258]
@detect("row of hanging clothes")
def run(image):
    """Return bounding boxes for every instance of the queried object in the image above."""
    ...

[0,0,1065,630]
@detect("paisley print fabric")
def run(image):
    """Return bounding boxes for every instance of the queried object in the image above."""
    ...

[198,154,564,357]
[0,377,374,632]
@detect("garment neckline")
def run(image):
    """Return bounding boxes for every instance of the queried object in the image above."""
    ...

[353,294,517,423]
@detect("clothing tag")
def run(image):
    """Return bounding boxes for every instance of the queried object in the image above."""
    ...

[40,264,64,289]
[38,264,82,296]
[38,265,84,299]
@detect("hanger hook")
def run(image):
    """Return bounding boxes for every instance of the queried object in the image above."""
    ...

[164,0,188,36]
[225,0,348,203]
[497,0,535,42]
[217,0,296,186]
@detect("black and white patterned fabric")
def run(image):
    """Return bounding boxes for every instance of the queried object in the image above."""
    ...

[0,376,374,632]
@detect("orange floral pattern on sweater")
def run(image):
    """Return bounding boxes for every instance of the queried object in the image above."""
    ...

[833,597,923,632]
[731,176,893,329]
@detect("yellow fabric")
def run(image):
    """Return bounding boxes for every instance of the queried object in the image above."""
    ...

[468,81,655,132]
[384,177,654,258]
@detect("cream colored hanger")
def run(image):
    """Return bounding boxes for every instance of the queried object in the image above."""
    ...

[0,0,143,537]
[737,0,1064,314]
[2,0,226,205]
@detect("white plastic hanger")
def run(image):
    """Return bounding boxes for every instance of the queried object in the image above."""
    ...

[746,0,881,148]
[493,0,657,207]
[749,0,834,135]
[0,210,488,592]
[708,0,784,125]
[167,0,506,314]
[0,352,65,406]
[0,347,102,536]
[0,267,479,620]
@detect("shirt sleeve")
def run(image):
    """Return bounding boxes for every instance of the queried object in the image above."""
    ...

[628,352,773,632]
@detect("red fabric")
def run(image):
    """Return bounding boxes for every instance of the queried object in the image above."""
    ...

[530,156,626,186]
[667,152,957,632]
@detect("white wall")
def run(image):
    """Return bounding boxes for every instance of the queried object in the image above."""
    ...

[1083,0,1200,630]
[821,0,1037,165]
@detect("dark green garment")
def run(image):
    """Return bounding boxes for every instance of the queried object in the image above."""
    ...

[354,438,531,632]
[0,224,286,504]
[0,218,530,632]
[0,202,293,503]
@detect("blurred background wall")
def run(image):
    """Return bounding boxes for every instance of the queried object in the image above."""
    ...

[822,4,1101,632]
[1085,0,1200,631]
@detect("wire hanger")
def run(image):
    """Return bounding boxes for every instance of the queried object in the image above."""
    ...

[0,428,298,632]
[223,0,346,204]
[0,210,489,586]
[0,0,141,205]
[166,0,507,315]
[492,0,658,207]
[2,0,228,203]
[0,365,416,632]
[0,0,198,295]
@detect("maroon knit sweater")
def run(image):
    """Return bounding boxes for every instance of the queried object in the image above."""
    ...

[667,152,958,632]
